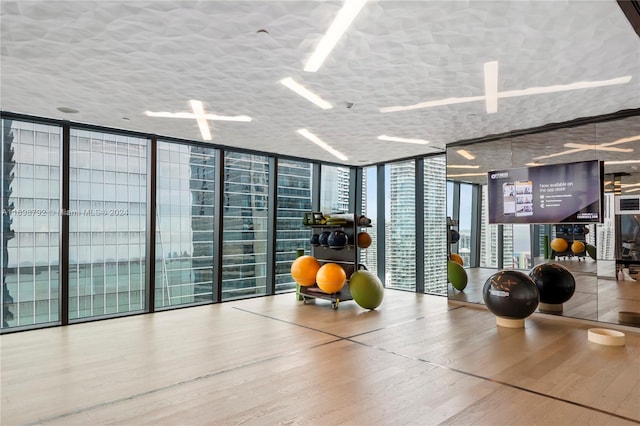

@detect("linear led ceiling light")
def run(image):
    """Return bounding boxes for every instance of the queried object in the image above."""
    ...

[296,129,348,161]
[379,59,632,114]
[280,77,332,109]
[484,61,499,113]
[145,100,251,141]
[604,160,640,165]
[377,135,429,145]
[456,149,476,160]
[563,143,633,153]
[447,173,486,178]
[534,135,640,160]
[304,0,368,72]
[446,165,480,169]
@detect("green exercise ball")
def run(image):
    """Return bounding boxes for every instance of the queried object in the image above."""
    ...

[349,270,384,310]
[448,260,468,291]
[586,244,597,260]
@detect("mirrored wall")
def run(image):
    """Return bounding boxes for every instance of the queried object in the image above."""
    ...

[446,114,640,326]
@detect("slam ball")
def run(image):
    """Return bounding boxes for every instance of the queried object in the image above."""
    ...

[482,270,539,319]
[357,232,372,249]
[529,263,575,305]
[448,229,460,244]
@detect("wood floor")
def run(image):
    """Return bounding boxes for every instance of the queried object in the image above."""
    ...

[1,290,639,425]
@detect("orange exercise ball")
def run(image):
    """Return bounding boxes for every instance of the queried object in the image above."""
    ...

[290,255,320,286]
[315,263,346,294]
[550,238,569,253]
[450,253,464,266]
[571,241,585,254]
[357,232,372,249]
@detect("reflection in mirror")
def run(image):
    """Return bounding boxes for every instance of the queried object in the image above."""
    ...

[447,114,640,327]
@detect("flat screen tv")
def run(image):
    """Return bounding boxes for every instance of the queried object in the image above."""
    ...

[487,160,603,224]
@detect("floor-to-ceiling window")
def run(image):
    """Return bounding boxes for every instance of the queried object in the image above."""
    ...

[385,161,416,291]
[155,143,216,308]
[275,159,312,293]
[457,183,473,266]
[360,166,377,275]
[320,165,350,213]
[480,185,499,268]
[1,119,61,329]
[68,129,147,320]
[424,155,447,294]
[222,152,269,300]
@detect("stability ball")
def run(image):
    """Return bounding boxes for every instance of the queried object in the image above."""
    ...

[571,240,585,254]
[448,260,468,291]
[529,263,575,305]
[357,232,372,249]
[550,237,568,253]
[482,270,539,319]
[450,253,464,266]
[316,263,346,294]
[291,255,321,286]
[586,244,597,260]
[349,270,384,310]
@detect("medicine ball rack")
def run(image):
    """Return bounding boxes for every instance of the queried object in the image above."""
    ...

[298,213,370,309]
[552,224,588,261]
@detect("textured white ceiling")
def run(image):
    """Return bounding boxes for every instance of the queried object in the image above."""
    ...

[1,0,639,165]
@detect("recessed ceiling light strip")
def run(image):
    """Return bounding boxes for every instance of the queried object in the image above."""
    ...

[377,135,429,145]
[563,143,633,153]
[304,0,368,72]
[446,165,480,169]
[296,129,348,161]
[605,160,640,165]
[380,96,485,113]
[190,100,212,140]
[484,61,498,113]
[456,149,476,160]
[499,76,632,98]
[280,77,332,109]
[447,173,485,177]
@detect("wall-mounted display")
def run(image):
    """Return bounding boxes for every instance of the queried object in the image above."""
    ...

[487,160,603,224]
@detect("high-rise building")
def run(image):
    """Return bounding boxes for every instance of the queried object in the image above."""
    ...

[386,161,416,291]
[423,156,447,294]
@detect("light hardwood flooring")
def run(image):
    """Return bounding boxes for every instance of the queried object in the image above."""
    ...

[1,290,639,425]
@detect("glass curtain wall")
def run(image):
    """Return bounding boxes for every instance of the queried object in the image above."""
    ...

[385,161,416,291]
[1,120,61,329]
[275,159,312,293]
[222,152,269,300]
[360,166,377,275]
[424,155,447,294]
[457,183,473,266]
[155,143,216,308]
[480,185,499,268]
[68,130,147,320]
